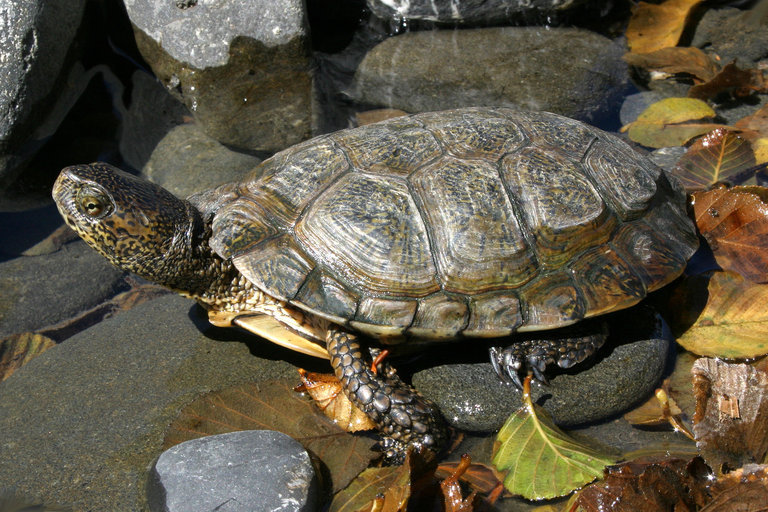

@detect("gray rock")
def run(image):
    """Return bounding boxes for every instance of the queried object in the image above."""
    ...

[119,70,191,172]
[0,0,88,199]
[366,0,590,25]
[0,294,299,510]
[350,27,629,124]
[413,308,671,431]
[125,0,313,153]
[691,7,768,65]
[148,430,317,512]
[0,241,126,338]
[650,147,687,173]
[143,124,262,199]
[619,91,667,126]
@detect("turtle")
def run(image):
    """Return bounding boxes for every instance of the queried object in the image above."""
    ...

[52,107,698,461]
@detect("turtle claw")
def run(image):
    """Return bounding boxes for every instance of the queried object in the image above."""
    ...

[490,323,608,389]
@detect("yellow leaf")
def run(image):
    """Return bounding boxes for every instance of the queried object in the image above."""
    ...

[622,98,721,148]
[670,271,768,359]
[627,0,704,54]
[754,138,768,165]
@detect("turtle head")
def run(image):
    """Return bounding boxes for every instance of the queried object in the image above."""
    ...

[53,162,208,291]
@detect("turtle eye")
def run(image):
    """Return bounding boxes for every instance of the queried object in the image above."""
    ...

[77,188,112,218]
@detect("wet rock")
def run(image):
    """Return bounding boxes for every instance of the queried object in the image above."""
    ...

[119,70,191,172]
[147,430,317,512]
[0,0,89,204]
[691,7,768,65]
[143,124,262,199]
[366,0,591,25]
[0,241,126,338]
[125,0,313,153]
[413,308,671,431]
[0,294,301,511]
[350,27,629,124]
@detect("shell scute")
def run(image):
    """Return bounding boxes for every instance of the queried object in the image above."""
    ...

[294,270,359,324]
[295,173,439,296]
[569,246,646,316]
[464,291,523,337]
[408,293,469,339]
[410,156,536,293]
[233,235,314,302]
[352,296,417,336]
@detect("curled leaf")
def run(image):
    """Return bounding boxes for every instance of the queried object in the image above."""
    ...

[297,369,376,432]
[673,129,757,190]
[701,464,768,511]
[689,61,764,100]
[626,0,704,54]
[329,452,413,512]
[622,98,721,148]
[692,358,768,473]
[669,271,768,359]
[491,376,615,500]
[692,185,768,282]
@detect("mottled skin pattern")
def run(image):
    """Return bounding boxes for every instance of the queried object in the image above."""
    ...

[52,108,699,461]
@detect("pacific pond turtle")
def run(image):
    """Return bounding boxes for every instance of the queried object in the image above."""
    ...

[52,107,699,461]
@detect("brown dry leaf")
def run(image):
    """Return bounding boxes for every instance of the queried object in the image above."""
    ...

[626,0,704,54]
[700,464,768,511]
[669,271,768,359]
[689,61,764,100]
[0,332,56,381]
[673,129,757,190]
[297,369,376,432]
[623,47,720,82]
[165,379,378,493]
[735,104,768,137]
[692,358,768,473]
[692,186,768,282]
[570,457,712,512]
[329,451,413,512]
[621,97,722,148]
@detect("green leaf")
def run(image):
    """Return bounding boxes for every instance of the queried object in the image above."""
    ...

[491,377,616,500]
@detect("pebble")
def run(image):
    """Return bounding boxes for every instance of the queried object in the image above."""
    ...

[147,430,317,512]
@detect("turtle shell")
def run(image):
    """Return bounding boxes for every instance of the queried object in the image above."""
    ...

[207,107,698,340]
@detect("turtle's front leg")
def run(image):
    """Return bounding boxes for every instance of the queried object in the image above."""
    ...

[326,328,448,463]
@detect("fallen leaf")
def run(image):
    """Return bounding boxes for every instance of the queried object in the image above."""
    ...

[570,457,712,512]
[735,104,768,138]
[622,97,721,148]
[673,129,757,190]
[692,185,768,282]
[692,358,768,473]
[700,464,768,511]
[623,47,720,82]
[0,333,56,381]
[491,376,616,500]
[329,452,413,512]
[626,0,704,54]
[669,271,768,359]
[436,461,508,497]
[624,383,689,436]
[297,369,376,432]
[164,379,378,493]
[689,61,764,100]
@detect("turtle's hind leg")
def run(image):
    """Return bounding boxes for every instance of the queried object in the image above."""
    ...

[490,320,608,388]
[326,328,447,463]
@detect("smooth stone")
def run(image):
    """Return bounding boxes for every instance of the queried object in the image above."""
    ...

[143,124,262,199]
[350,26,629,124]
[125,0,313,153]
[0,241,126,338]
[691,7,768,65]
[147,430,317,512]
[0,294,300,511]
[413,309,671,431]
[366,0,593,25]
